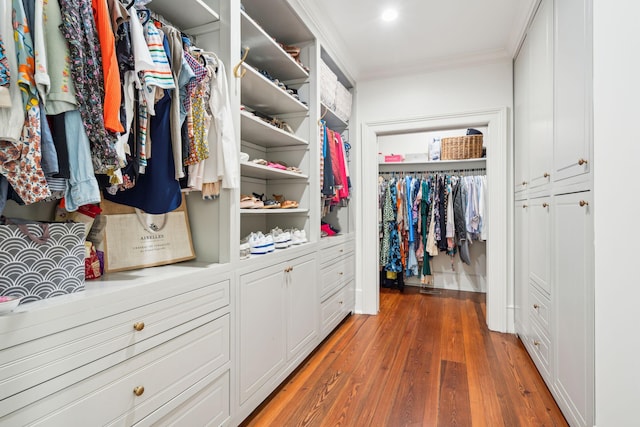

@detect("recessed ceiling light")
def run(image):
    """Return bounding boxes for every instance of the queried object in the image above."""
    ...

[381,8,398,22]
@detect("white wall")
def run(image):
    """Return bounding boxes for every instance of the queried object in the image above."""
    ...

[357,60,513,122]
[593,2,640,425]
[353,60,513,314]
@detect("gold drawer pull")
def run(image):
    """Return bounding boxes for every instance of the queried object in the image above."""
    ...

[578,158,588,166]
[284,266,293,273]
[339,272,344,275]
[543,172,550,178]
[522,181,527,186]
[133,322,145,332]
[533,340,540,347]
[339,301,344,305]
[533,304,540,309]
[339,249,344,253]
[522,204,528,208]
[542,203,549,208]
[133,386,145,397]
[579,200,589,207]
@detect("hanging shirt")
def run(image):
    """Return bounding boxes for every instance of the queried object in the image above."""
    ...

[42,0,77,114]
[92,0,124,133]
[0,0,23,140]
[2,0,51,204]
[58,0,120,173]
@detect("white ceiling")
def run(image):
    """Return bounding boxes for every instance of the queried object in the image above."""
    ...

[296,0,537,82]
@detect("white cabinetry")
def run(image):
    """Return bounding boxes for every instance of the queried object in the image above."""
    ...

[0,270,232,426]
[554,0,592,185]
[238,1,314,242]
[528,196,552,295]
[553,191,594,427]
[515,0,553,193]
[513,0,594,425]
[514,199,529,336]
[238,253,317,405]
[319,236,355,338]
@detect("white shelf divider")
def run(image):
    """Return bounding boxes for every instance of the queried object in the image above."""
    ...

[240,110,308,148]
[241,65,309,115]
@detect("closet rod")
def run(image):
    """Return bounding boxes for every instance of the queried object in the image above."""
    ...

[379,167,486,176]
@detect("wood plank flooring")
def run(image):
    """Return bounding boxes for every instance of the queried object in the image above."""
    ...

[241,288,568,427]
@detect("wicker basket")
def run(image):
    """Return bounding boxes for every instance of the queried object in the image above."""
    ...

[440,135,483,160]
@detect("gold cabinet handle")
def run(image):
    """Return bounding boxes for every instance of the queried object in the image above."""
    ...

[533,304,540,309]
[522,181,527,186]
[339,300,344,305]
[533,340,540,347]
[133,386,145,397]
[543,172,550,178]
[579,200,589,207]
[284,266,294,273]
[578,158,588,166]
[522,204,528,208]
[542,203,549,208]
[133,322,145,332]
[339,249,344,253]
[339,272,344,275]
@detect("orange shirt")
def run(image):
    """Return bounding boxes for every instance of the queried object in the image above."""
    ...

[92,0,124,133]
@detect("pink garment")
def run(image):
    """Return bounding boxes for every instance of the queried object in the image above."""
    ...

[329,130,349,203]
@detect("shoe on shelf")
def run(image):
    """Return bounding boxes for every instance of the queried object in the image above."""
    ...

[240,152,250,163]
[289,228,307,245]
[239,239,250,259]
[251,192,265,209]
[240,194,256,209]
[247,232,275,255]
[271,227,291,249]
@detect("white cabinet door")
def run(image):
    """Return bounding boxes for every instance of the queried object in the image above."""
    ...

[554,0,592,183]
[528,196,552,295]
[528,0,554,190]
[239,265,287,404]
[286,255,317,360]
[514,34,530,193]
[553,191,594,427]
[514,199,530,337]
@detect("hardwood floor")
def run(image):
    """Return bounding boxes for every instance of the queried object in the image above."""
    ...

[241,288,568,427]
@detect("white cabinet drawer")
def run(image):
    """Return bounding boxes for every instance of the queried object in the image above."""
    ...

[529,284,551,334]
[321,283,352,337]
[320,240,354,266]
[0,279,230,407]
[141,370,230,427]
[528,322,551,382]
[1,313,230,426]
[320,255,354,298]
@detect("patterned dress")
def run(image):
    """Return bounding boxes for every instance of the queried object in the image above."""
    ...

[58,0,120,173]
[0,0,51,204]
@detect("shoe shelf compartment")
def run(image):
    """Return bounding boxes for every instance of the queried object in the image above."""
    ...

[240,110,308,148]
[241,11,309,82]
[240,162,308,180]
[240,208,308,215]
[321,102,348,132]
[147,0,219,31]
[241,65,308,116]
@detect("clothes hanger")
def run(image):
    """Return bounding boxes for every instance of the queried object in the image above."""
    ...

[125,0,135,10]
[233,47,250,78]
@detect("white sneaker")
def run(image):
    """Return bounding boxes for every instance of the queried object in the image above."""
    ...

[248,232,275,254]
[271,227,291,249]
[239,239,250,259]
[289,228,307,245]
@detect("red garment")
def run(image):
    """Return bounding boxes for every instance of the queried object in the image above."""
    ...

[92,0,124,133]
[328,129,349,204]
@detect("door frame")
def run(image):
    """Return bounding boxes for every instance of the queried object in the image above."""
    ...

[356,107,513,332]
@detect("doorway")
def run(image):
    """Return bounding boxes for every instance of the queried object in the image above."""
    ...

[356,108,513,332]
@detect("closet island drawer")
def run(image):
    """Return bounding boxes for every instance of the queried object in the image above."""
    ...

[321,281,354,337]
[0,313,230,426]
[528,322,551,382]
[320,240,355,266]
[529,284,551,333]
[320,254,354,298]
[0,278,230,411]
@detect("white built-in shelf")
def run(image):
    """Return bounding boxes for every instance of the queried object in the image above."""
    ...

[378,157,486,172]
[241,65,309,115]
[241,208,309,215]
[148,0,219,31]
[242,0,314,44]
[321,102,348,132]
[241,11,309,82]
[240,110,308,148]
[241,162,308,180]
